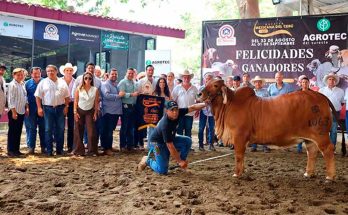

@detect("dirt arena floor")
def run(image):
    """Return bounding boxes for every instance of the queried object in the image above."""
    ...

[0,131,347,215]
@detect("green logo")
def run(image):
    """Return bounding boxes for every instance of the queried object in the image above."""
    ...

[317,18,331,32]
[3,22,8,27]
[145,60,152,65]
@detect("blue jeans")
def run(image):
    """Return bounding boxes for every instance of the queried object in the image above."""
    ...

[177,115,194,138]
[43,105,65,154]
[120,105,135,149]
[101,113,120,150]
[24,112,45,150]
[330,112,339,146]
[66,102,74,151]
[251,144,269,150]
[147,135,192,174]
[198,111,215,148]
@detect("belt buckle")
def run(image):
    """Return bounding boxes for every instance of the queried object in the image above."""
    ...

[123,104,128,108]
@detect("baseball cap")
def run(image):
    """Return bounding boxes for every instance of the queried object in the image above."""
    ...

[166,101,178,110]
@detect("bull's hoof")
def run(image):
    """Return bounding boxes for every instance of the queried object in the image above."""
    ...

[325,176,335,182]
[304,172,315,178]
[233,173,241,178]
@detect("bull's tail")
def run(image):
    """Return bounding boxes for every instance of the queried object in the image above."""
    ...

[325,96,346,156]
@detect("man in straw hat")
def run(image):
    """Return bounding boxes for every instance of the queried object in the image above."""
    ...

[250,75,270,153]
[172,69,198,142]
[319,72,344,150]
[60,63,77,153]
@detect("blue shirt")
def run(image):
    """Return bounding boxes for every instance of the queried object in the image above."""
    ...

[254,88,269,98]
[267,82,293,97]
[117,78,137,104]
[101,80,123,115]
[25,78,42,113]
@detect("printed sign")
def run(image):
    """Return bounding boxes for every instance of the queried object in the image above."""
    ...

[0,15,33,39]
[34,21,69,44]
[70,26,100,46]
[102,31,129,50]
[202,14,348,89]
[135,94,165,130]
[145,50,171,76]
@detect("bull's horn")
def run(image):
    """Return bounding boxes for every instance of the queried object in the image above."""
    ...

[221,86,227,104]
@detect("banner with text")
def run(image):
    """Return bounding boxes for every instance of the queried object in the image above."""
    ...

[101,31,129,50]
[0,15,33,39]
[145,50,171,76]
[135,94,165,130]
[202,14,348,89]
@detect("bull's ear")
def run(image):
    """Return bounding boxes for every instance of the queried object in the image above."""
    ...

[221,86,227,104]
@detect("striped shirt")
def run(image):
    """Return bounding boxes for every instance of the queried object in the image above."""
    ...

[61,77,75,102]
[34,77,70,106]
[8,79,27,114]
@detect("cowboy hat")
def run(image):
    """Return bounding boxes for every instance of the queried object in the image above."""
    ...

[251,75,265,86]
[59,63,77,76]
[323,72,339,86]
[179,69,194,78]
[203,69,214,78]
[94,65,105,78]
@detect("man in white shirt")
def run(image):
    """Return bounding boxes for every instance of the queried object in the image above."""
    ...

[172,69,198,139]
[35,65,70,156]
[319,72,345,148]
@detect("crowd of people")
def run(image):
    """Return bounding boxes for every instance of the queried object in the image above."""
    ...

[0,61,345,159]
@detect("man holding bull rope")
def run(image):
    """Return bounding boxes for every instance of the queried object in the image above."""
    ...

[138,101,206,174]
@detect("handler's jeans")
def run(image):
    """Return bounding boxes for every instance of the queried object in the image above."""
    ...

[24,111,45,151]
[177,116,194,138]
[198,111,215,148]
[330,112,339,146]
[43,105,65,155]
[146,135,192,174]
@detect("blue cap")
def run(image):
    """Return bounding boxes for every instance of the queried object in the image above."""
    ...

[166,100,178,110]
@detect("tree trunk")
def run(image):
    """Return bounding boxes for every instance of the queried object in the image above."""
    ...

[236,0,260,19]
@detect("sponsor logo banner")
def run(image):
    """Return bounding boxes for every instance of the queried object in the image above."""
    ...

[202,15,348,89]
[34,21,69,43]
[0,15,33,39]
[145,50,171,76]
[102,31,129,50]
[70,26,100,45]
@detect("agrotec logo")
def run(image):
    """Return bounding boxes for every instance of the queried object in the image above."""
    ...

[317,18,331,32]
[3,22,8,27]
[145,60,152,65]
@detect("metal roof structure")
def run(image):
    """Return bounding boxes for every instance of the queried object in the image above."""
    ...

[0,0,185,39]
[311,0,348,14]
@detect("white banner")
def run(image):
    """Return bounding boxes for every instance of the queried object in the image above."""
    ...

[0,15,33,39]
[145,50,171,76]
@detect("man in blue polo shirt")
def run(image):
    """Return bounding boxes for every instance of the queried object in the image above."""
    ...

[267,71,293,96]
[138,100,206,174]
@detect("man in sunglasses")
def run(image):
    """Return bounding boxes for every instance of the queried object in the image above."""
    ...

[138,100,206,174]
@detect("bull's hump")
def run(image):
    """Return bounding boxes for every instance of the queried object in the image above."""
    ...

[234,87,256,101]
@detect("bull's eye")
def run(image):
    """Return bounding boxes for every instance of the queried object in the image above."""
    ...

[214,84,218,88]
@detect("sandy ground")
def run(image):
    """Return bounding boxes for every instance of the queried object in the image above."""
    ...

[0,130,347,215]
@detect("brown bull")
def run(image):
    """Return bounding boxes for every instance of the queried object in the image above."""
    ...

[199,80,337,180]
